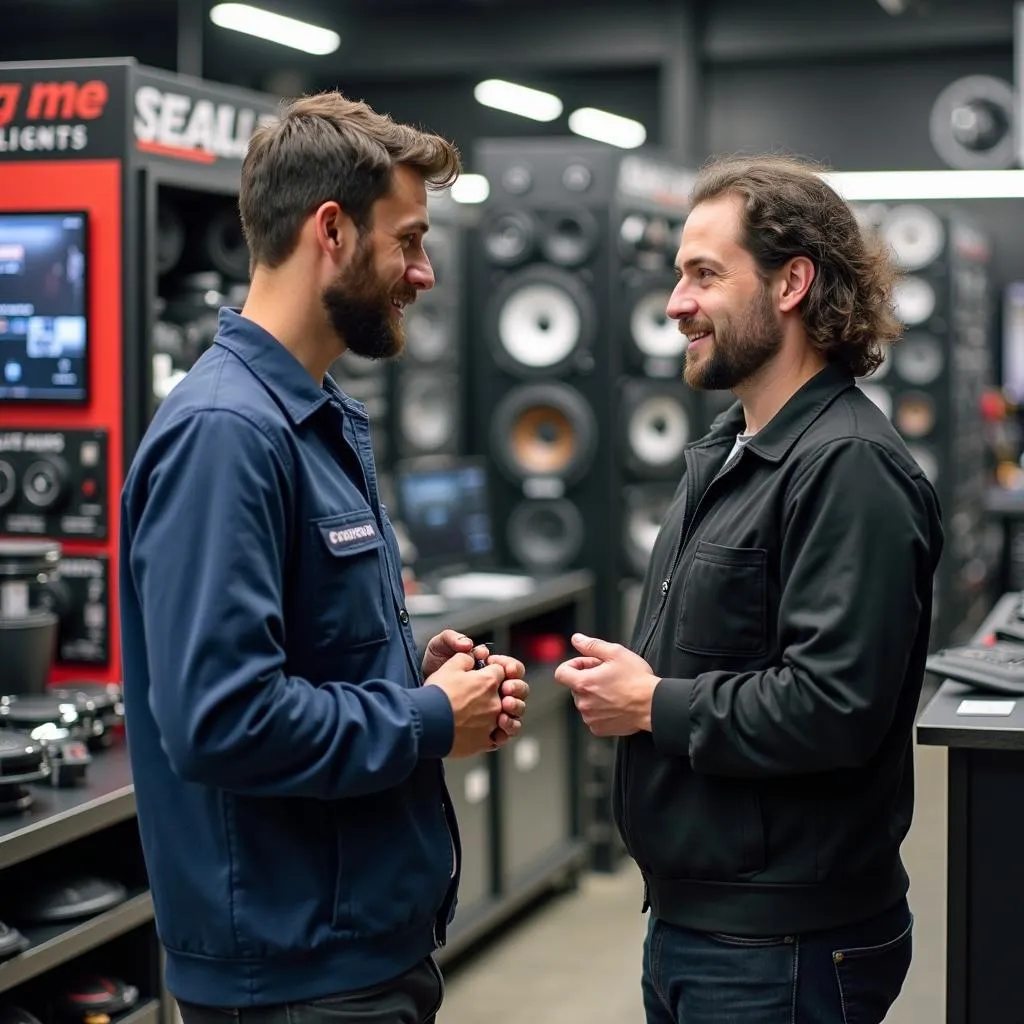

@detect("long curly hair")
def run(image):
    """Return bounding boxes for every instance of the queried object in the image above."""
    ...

[690,155,902,377]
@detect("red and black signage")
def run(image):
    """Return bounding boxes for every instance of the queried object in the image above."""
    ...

[0,62,128,161]
[130,66,280,170]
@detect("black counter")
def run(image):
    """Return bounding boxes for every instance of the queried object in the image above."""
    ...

[916,590,1024,1024]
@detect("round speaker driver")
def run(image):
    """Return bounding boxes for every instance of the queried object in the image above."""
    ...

[400,380,455,452]
[483,210,535,266]
[894,333,945,385]
[507,500,584,570]
[895,391,937,439]
[892,277,936,326]
[628,396,689,467]
[404,304,449,363]
[493,383,597,483]
[497,282,582,369]
[631,290,683,358]
[881,205,945,271]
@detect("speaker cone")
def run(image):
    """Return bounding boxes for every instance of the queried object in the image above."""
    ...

[203,204,250,282]
[895,391,937,438]
[893,277,936,326]
[541,207,599,267]
[493,383,597,483]
[507,499,584,570]
[630,288,683,359]
[404,301,452,364]
[894,332,945,385]
[626,392,690,473]
[398,374,457,455]
[881,205,945,271]
[482,209,536,267]
[489,267,595,374]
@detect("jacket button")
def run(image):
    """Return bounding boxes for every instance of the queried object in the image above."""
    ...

[399,609,410,625]
[660,580,670,595]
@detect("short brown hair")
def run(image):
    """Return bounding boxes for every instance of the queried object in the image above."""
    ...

[690,154,902,378]
[239,91,461,271]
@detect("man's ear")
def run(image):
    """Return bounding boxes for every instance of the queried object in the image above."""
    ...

[312,201,357,264]
[777,255,815,313]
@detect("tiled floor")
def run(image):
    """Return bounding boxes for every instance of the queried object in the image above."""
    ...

[440,742,949,1023]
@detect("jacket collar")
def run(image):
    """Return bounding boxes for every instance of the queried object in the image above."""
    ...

[214,307,335,425]
[702,361,855,462]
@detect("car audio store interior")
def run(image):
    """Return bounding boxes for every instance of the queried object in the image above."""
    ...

[2,1,1024,1023]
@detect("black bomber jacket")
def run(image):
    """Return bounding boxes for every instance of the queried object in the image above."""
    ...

[615,362,944,936]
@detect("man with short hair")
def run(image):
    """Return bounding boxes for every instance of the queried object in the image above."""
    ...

[556,155,943,1023]
[120,92,528,1024]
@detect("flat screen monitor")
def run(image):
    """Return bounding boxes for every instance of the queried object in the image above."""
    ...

[395,457,495,576]
[0,211,89,402]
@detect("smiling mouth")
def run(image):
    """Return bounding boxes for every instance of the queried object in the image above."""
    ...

[686,330,712,346]
[391,297,411,316]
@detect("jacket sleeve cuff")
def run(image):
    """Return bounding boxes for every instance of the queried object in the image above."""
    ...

[406,684,455,759]
[650,677,695,759]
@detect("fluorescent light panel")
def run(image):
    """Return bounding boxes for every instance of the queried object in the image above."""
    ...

[568,107,647,149]
[450,174,490,205]
[473,80,563,122]
[209,3,340,56]
[823,169,1024,201]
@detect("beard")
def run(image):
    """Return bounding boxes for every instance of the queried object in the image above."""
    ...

[321,236,413,361]
[682,283,783,391]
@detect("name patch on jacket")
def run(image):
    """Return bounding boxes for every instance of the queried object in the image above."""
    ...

[319,518,382,557]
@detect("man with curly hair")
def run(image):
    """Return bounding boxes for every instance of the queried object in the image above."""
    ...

[555,155,944,1023]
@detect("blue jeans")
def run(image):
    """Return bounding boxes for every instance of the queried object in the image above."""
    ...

[642,898,912,1024]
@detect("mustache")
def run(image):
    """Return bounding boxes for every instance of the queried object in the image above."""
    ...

[392,288,417,306]
[677,320,713,336]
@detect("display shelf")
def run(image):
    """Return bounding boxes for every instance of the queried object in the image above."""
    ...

[0,747,135,872]
[0,890,154,995]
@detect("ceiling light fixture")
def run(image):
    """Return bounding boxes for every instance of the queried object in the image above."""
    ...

[209,3,341,56]
[568,107,647,149]
[473,80,563,122]
[450,174,490,204]
[823,169,1024,201]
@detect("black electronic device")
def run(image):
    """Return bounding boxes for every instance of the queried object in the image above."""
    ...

[15,877,127,924]
[0,920,29,959]
[395,456,496,578]
[0,428,109,541]
[61,974,139,1024]
[50,681,123,748]
[0,729,50,814]
[0,211,89,403]
[926,641,1024,695]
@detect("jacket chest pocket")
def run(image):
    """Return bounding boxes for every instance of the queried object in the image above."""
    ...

[310,510,391,651]
[675,540,768,657]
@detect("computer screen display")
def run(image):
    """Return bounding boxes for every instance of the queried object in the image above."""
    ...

[0,211,89,402]
[396,458,494,574]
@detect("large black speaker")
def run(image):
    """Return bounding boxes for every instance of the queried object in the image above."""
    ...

[853,202,997,646]
[468,139,708,645]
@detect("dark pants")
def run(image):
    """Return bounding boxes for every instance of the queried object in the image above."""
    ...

[176,957,444,1024]
[642,898,913,1024]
